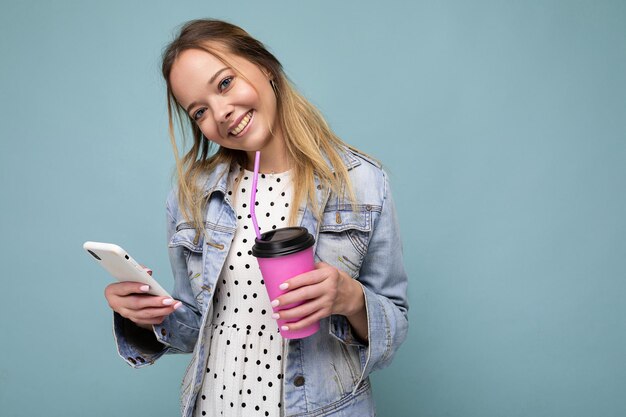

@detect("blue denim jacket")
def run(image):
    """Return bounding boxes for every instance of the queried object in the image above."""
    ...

[113,148,409,416]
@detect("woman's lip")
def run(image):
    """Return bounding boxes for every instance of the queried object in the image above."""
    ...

[228,110,251,132]
[230,110,254,138]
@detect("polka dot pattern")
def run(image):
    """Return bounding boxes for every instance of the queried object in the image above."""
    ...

[194,166,292,417]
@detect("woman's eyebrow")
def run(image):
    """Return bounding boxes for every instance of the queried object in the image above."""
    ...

[185,67,229,114]
[209,67,229,84]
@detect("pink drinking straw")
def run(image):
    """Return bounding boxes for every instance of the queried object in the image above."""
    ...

[250,151,262,240]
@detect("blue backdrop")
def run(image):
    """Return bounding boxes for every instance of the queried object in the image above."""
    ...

[1,1,625,416]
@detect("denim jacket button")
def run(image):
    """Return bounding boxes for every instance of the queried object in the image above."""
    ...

[160,328,167,337]
[293,376,305,387]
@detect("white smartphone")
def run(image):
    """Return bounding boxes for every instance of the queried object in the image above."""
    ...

[83,241,172,298]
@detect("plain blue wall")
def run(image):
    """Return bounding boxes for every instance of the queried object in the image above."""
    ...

[1,1,625,416]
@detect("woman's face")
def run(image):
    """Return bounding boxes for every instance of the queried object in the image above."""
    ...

[169,46,283,160]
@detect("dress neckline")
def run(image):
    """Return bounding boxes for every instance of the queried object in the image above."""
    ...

[236,164,292,179]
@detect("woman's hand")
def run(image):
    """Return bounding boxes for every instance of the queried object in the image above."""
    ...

[104,268,181,330]
[270,262,368,341]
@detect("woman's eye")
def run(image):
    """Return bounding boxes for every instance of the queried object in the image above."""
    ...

[193,108,206,120]
[219,76,233,91]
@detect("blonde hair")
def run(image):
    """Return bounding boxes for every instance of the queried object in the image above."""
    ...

[162,19,357,234]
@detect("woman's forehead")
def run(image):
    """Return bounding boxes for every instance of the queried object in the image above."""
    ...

[172,46,254,78]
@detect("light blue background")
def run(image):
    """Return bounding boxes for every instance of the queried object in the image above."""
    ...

[1,1,625,416]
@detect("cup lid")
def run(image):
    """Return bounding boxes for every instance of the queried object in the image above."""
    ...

[252,227,315,258]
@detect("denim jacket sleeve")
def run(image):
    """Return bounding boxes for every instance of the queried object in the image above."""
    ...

[112,191,202,368]
[329,170,409,382]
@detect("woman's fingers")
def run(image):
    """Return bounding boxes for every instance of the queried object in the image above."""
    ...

[273,267,339,309]
[273,286,328,313]
[105,282,178,308]
[279,263,331,291]
[104,281,180,326]
[274,298,329,322]
[118,305,176,324]
[281,310,327,332]
[116,300,181,326]
[120,294,180,311]
[105,281,151,298]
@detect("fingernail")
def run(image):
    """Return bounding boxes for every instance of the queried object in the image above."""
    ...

[173,302,182,310]
[281,325,289,332]
[279,283,289,290]
[271,313,280,320]
[270,299,280,308]
[140,285,150,292]
[162,298,174,305]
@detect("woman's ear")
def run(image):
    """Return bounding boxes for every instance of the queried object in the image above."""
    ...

[259,66,278,93]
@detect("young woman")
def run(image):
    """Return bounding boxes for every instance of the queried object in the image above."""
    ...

[105,19,408,417]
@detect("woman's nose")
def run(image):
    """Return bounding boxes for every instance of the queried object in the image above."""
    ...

[211,98,234,124]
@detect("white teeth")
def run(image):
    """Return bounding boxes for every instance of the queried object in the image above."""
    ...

[230,111,252,135]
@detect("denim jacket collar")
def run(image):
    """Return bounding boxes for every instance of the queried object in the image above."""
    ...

[194,148,364,257]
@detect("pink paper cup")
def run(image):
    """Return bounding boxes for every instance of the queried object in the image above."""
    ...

[252,227,319,339]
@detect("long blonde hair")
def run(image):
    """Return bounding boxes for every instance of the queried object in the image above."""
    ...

[162,19,356,234]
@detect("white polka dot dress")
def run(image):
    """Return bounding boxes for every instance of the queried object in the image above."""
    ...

[194,166,293,417]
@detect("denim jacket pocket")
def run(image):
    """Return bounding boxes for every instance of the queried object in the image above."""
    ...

[168,224,206,309]
[317,207,374,278]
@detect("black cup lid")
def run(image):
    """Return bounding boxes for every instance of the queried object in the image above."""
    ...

[252,227,315,258]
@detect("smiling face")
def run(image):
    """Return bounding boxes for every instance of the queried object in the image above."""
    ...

[169,46,287,171]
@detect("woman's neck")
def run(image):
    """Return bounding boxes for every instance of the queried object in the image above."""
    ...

[244,129,290,173]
